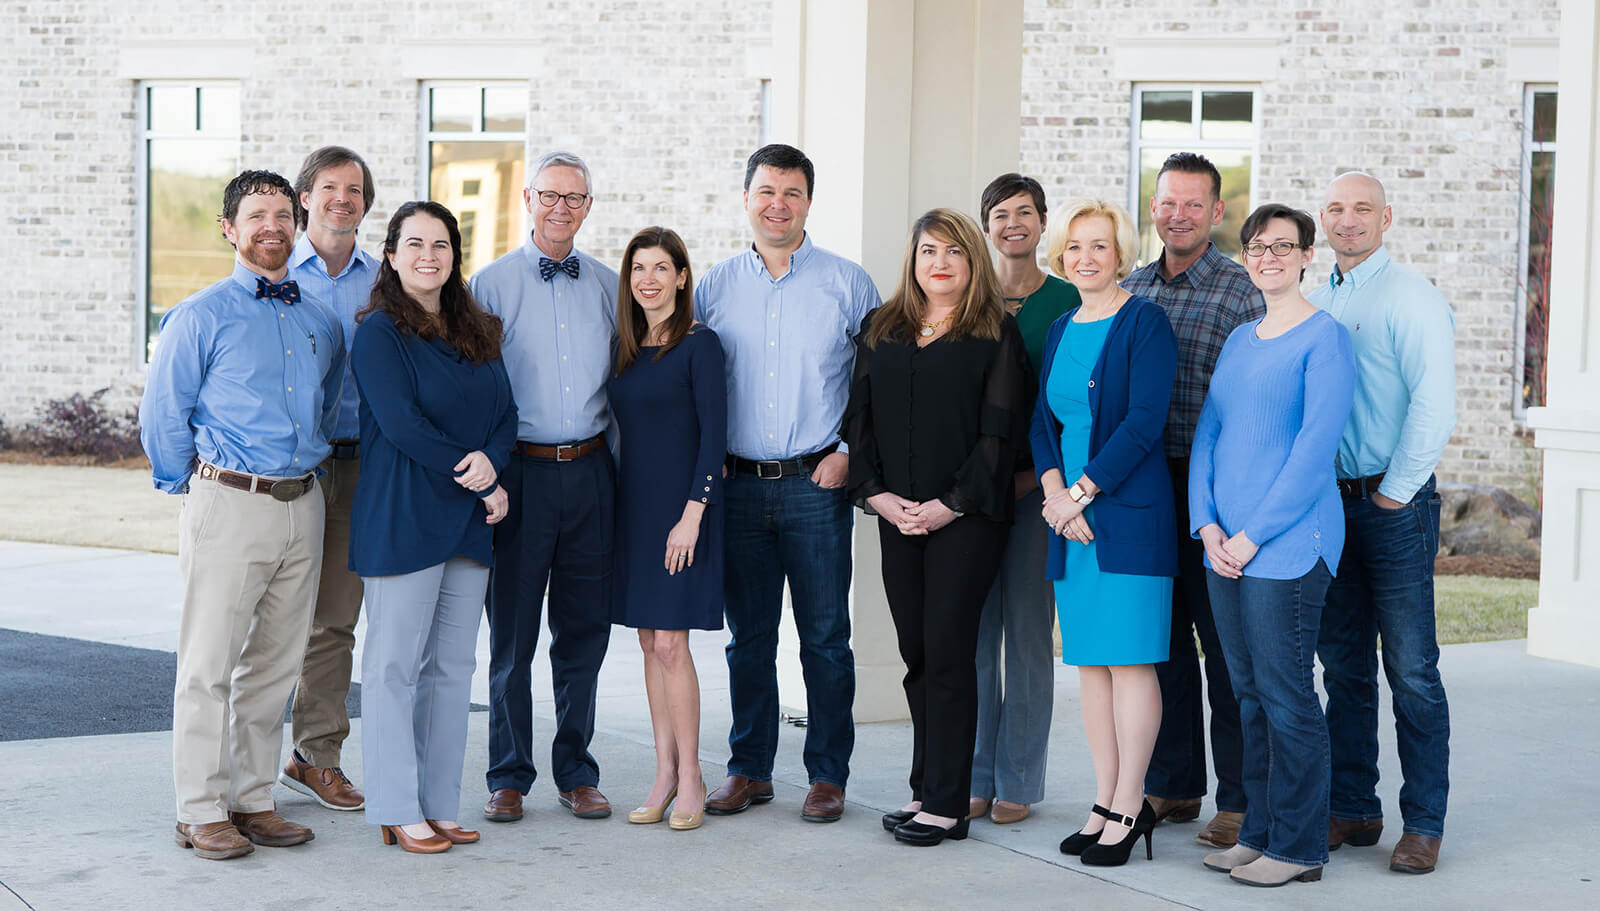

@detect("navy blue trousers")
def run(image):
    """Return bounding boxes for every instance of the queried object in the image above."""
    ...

[485,449,615,794]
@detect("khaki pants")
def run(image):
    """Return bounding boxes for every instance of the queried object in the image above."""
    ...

[173,476,324,824]
[289,455,364,767]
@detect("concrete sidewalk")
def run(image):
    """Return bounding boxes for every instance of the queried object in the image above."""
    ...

[1,540,1597,910]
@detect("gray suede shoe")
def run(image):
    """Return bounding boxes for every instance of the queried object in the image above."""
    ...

[1203,844,1263,873]
[1229,856,1323,887]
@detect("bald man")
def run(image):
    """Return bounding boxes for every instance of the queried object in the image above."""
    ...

[1310,171,1455,876]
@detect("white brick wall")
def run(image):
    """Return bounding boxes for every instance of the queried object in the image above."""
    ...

[1,0,1560,494]
[1019,0,1560,493]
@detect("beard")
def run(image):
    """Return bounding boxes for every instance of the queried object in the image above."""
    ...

[239,232,291,274]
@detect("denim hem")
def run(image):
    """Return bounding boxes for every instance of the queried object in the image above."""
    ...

[724,767,774,783]
[553,778,601,793]
[1402,824,1445,839]
[1330,810,1383,823]
[993,791,1045,805]
[807,775,847,790]
[485,779,532,794]
[1148,790,1206,802]
[1261,846,1329,867]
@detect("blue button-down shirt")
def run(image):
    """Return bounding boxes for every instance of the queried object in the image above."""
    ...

[469,236,618,443]
[290,234,378,440]
[139,261,346,493]
[695,235,881,460]
[1309,246,1456,503]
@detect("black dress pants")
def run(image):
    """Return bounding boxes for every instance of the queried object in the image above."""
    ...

[877,514,1009,819]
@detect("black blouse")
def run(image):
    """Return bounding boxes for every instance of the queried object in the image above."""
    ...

[843,310,1029,522]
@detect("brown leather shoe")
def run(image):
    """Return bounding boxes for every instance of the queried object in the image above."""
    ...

[483,788,523,822]
[426,820,481,844]
[1389,833,1441,874]
[1328,816,1384,850]
[279,751,364,810]
[705,775,775,815]
[1147,795,1203,824]
[229,810,314,847]
[1195,810,1244,848]
[801,781,845,823]
[174,821,254,860]
[989,801,1030,824]
[558,785,612,819]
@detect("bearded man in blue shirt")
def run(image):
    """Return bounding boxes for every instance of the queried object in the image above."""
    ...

[1310,171,1456,877]
[141,170,345,860]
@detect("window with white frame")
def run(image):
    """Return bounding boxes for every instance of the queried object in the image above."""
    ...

[421,82,527,277]
[1130,86,1258,263]
[1518,86,1556,411]
[139,82,240,360]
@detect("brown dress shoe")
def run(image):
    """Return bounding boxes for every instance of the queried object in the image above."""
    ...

[801,781,845,822]
[380,824,451,854]
[969,797,993,819]
[1328,816,1383,850]
[989,801,1031,824]
[279,752,364,810]
[229,810,314,847]
[174,821,254,860]
[483,788,524,822]
[427,820,481,844]
[1147,795,1203,823]
[558,785,613,819]
[1389,833,1441,874]
[705,775,775,815]
[1195,810,1245,848]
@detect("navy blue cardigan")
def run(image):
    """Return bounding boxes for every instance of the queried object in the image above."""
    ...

[349,310,518,577]
[1030,295,1179,579]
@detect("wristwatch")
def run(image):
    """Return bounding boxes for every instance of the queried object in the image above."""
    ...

[1068,482,1095,505]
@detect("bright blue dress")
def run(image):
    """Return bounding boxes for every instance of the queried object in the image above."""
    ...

[1046,315,1173,666]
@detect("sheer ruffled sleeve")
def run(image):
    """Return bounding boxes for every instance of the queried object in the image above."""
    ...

[943,316,1029,522]
[843,310,888,509]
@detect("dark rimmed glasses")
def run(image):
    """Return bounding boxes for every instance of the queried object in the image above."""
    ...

[531,189,590,209]
[1242,241,1306,258]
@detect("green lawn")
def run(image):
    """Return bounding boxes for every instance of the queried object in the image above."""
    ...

[1435,575,1536,645]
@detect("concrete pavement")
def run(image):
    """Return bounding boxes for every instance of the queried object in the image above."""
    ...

[1,540,1596,910]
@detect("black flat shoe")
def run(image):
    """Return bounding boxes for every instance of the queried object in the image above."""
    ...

[1080,800,1156,867]
[893,816,970,846]
[881,809,917,832]
[1059,804,1115,856]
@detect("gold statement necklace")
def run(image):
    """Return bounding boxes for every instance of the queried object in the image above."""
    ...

[919,312,955,338]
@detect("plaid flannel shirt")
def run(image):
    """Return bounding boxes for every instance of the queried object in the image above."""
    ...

[1122,243,1265,460]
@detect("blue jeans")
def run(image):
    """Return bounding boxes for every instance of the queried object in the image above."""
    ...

[722,473,855,787]
[1319,477,1449,838]
[971,488,1054,805]
[1208,562,1333,866]
[1148,459,1246,811]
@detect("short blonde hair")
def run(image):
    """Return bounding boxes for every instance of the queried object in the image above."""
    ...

[1047,198,1139,282]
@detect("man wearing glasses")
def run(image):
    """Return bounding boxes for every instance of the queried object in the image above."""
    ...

[469,150,620,824]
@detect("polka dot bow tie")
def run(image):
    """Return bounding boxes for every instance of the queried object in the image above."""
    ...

[539,255,581,282]
[255,277,301,304]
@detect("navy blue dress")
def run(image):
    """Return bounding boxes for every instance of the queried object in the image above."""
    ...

[608,328,727,631]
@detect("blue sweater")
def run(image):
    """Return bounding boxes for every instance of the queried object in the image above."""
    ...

[349,310,518,577]
[1189,309,1356,580]
[1030,295,1179,579]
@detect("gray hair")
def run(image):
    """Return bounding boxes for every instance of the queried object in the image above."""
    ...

[529,150,594,197]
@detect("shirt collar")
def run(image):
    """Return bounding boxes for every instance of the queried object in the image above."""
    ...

[1328,245,1391,290]
[229,260,281,295]
[290,233,376,278]
[1150,242,1224,287]
[743,233,814,276]
[522,233,586,269]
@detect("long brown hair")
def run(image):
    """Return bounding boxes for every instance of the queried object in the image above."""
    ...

[615,226,695,374]
[358,201,502,363]
[865,208,1004,348]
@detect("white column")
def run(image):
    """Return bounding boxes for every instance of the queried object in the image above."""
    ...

[1526,0,1600,668]
[765,0,1024,721]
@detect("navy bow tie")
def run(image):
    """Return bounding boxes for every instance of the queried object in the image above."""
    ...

[256,277,301,304]
[539,255,581,282]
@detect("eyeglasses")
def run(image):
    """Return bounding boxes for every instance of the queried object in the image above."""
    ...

[531,189,590,209]
[1242,241,1305,258]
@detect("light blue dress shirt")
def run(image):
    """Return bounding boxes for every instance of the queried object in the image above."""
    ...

[695,235,881,461]
[139,261,346,494]
[1309,246,1456,503]
[290,234,378,441]
[469,236,618,444]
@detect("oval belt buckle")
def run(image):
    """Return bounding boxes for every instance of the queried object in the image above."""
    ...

[270,479,301,502]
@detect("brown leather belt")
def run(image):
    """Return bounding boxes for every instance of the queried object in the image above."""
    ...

[1337,473,1386,499]
[726,443,839,480]
[195,461,317,502]
[514,434,606,461]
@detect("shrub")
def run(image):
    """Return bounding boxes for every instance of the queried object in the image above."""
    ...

[14,388,143,462]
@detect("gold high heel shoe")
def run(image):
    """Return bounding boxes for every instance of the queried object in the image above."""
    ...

[668,780,706,831]
[627,784,679,824]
